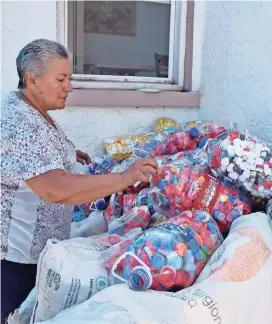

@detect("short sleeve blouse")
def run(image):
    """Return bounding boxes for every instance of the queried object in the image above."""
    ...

[1,91,77,263]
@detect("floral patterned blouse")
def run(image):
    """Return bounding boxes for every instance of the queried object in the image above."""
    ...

[1,91,77,263]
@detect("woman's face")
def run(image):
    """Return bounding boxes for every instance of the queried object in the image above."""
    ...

[34,58,72,110]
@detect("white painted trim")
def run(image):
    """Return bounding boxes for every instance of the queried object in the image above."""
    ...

[71,80,182,91]
[75,1,84,74]
[72,73,171,84]
[167,0,176,82]
[64,0,68,48]
[177,0,188,86]
[56,0,65,45]
[192,0,205,91]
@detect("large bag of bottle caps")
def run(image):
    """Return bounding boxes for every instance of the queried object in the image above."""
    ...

[207,129,272,199]
[148,121,228,158]
[150,157,251,233]
[111,149,192,174]
[111,210,223,292]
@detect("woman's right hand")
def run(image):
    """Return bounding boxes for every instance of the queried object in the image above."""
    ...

[121,158,158,186]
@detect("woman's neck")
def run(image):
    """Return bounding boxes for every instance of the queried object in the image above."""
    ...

[20,89,57,129]
[20,89,46,116]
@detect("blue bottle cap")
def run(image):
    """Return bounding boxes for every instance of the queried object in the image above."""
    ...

[151,253,166,270]
[95,199,107,210]
[128,266,152,291]
[158,179,168,190]
[167,254,183,270]
[189,127,200,139]
[198,136,209,148]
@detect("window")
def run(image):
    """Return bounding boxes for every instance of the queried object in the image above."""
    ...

[58,0,194,91]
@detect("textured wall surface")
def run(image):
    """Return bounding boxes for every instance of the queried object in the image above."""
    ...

[200,1,272,143]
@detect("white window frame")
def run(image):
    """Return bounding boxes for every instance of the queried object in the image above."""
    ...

[57,0,190,90]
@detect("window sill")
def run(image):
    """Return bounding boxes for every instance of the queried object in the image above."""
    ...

[66,87,201,108]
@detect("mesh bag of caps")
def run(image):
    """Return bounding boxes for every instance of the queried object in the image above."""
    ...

[149,156,252,233]
[110,120,227,174]
[90,119,227,175]
[148,120,227,158]
[105,154,252,293]
[206,129,272,199]
[110,210,223,292]
[105,117,181,159]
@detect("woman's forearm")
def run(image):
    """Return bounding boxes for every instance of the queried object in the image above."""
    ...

[26,158,157,205]
[26,170,130,205]
[56,172,130,204]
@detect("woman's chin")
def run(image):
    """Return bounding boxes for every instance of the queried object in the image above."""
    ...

[55,101,66,110]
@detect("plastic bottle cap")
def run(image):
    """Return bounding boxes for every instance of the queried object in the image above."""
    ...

[198,136,208,149]
[128,266,152,291]
[95,199,107,210]
[189,127,200,139]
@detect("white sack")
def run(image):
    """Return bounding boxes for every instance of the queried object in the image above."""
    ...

[31,228,142,323]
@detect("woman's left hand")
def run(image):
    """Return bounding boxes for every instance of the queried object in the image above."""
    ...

[76,150,91,165]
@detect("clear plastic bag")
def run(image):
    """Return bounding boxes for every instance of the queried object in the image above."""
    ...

[107,206,150,236]
[111,210,223,292]
[132,133,169,158]
[148,212,168,227]
[136,188,155,216]
[182,120,227,138]
[104,135,151,162]
[148,131,199,157]
[155,117,181,133]
[148,121,228,158]
[104,192,124,224]
[70,210,107,238]
[150,158,252,233]
[88,156,116,175]
[123,194,137,213]
[207,129,272,199]
[111,157,136,173]
[111,148,194,174]
[72,205,88,222]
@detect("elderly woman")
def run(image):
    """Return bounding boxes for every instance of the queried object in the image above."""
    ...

[1,39,157,321]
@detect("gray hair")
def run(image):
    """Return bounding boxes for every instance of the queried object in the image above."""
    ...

[16,39,69,89]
